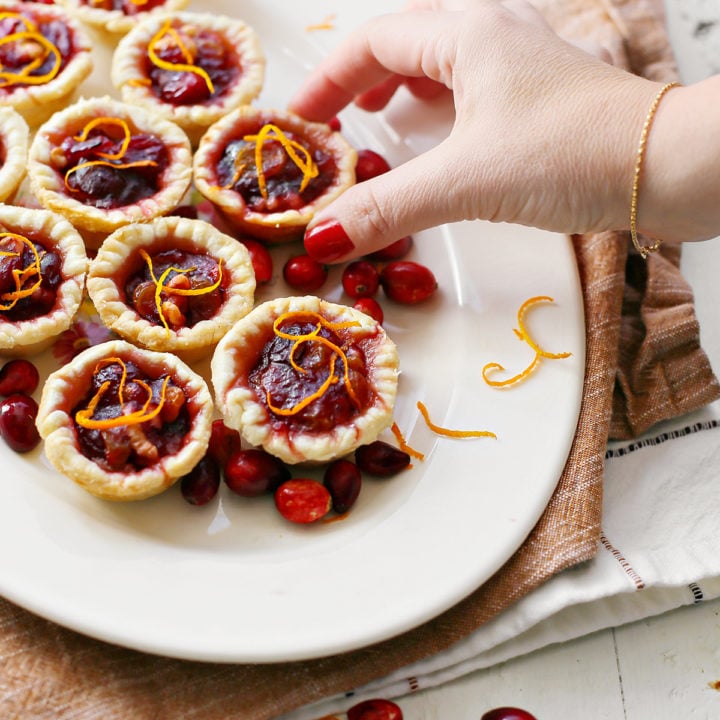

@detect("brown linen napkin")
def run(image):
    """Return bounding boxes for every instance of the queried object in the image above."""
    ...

[2,1,719,719]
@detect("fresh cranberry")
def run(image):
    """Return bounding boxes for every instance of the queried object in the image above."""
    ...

[328,116,342,132]
[380,260,437,304]
[283,254,328,292]
[367,235,414,261]
[274,479,331,523]
[180,456,221,506]
[355,149,392,182]
[353,297,384,324]
[355,441,410,476]
[0,359,40,397]
[323,459,362,513]
[207,419,242,467]
[0,394,40,453]
[342,260,380,299]
[347,698,403,720]
[481,708,538,720]
[241,238,273,284]
[225,448,291,497]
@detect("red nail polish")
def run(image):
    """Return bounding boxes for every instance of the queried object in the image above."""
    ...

[304,220,354,263]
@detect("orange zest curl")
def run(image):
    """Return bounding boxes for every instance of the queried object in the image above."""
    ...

[390,421,425,462]
[0,28,62,88]
[243,123,318,201]
[416,401,496,440]
[265,310,362,416]
[0,233,43,311]
[305,14,336,32]
[64,159,159,192]
[482,295,571,388]
[73,117,132,160]
[74,357,171,431]
[147,19,214,95]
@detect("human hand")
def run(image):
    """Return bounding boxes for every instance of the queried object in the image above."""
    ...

[289,0,662,262]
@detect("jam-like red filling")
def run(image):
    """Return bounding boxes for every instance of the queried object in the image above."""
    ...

[0,11,76,91]
[79,0,168,15]
[216,132,337,213]
[0,234,62,321]
[56,127,168,209]
[248,320,371,432]
[143,26,240,106]
[73,359,190,472]
[124,248,227,329]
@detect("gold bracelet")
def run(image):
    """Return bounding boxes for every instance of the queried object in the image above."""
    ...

[629,81,681,258]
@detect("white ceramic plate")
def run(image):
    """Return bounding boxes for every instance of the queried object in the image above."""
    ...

[0,0,585,662]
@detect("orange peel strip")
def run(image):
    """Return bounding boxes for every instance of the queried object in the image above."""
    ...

[266,354,339,416]
[416,401,496,439]
[0,12,37,30]
[305,14,336,32]
[73,117,132,161]
[390,421,425,461]
[147,19,214,95]
[0,233,43,310]
[64,159,158,192]
[244,123,318,200]
[513,295,572,360]
[0,31,61,87]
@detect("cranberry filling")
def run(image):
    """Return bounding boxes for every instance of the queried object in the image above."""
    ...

[79,0,168,15]
[73,359,190,472]
[248,320,370,433]
[57,128,168,209]
[143,26,240,106]
[0,11,76,90]
[216,132,337,213]
[0,235,62,322]
[123,248,227,329]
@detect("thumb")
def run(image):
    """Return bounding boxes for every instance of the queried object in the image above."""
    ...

[304,140,471,262]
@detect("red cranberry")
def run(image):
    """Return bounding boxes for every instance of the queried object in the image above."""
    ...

[0,394,40,453]
[225,448,291,497]
[0,359,40,396]
[241,238,273,284]
[481,708,538,720]
[274,479,331,523]
[367,235,414,261]
[323,459,362,513]
[380,260,437,304]
[207,419,242,467]
[180,456,221,506]
[347,698,403,720]
[355,149,392,182]
[355,441,410,477]
[283,254,328,292]
[342,260,380,299]
[328,116,342,132]
[353,297,384,324]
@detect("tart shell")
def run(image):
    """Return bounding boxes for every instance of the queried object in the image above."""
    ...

[0,106,29,203]
[36,339,213,501]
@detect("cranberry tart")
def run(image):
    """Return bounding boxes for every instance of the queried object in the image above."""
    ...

[36,339,213,501]
[0,2,92,127]
[87,215,256,361]
[0,204,87,356]
[194,107,356,242]
[28,95,192,248]
[112,12,265,146]
[211,296,399,465]
[0,106,29,202]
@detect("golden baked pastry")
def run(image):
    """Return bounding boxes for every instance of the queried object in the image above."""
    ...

[56,0,190,38]
[112,12,265,146]
[87,215,256,362]
[0,2,93,127]
[27,95,192,248]
[193,107,356,242]
[36,339,213,501]
[0,106,29,203]
[0,204,87,356]
[211,296,399,465]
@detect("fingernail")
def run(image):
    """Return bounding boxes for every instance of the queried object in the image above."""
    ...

[304,219,354,263]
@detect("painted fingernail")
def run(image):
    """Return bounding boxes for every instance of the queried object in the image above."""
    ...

[304,219,354,263]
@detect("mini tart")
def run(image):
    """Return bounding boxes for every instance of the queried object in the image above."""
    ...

[87,216,256,362]
[0,204,87,357]
[112,12,265,146]
[36,339,213,501]
[56,0,189,38]
[211,296,399,465]
[0,106,29,202]
[0,3,93,127]
[193,107,357,243]
[27,95,192,248]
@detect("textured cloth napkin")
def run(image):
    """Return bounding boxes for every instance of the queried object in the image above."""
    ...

[2,1,719,719]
